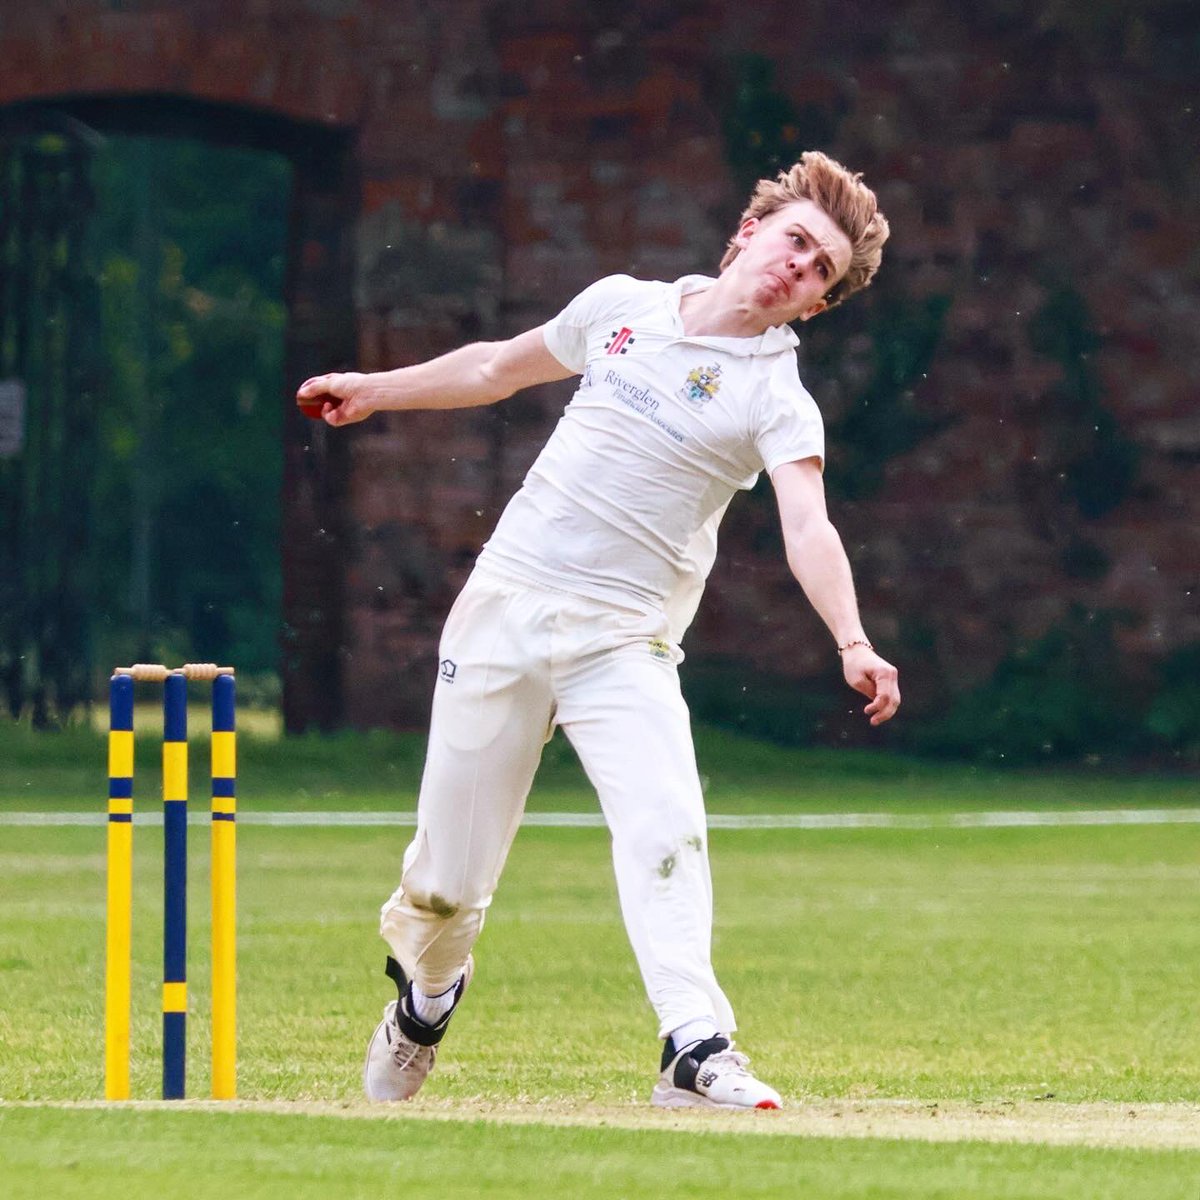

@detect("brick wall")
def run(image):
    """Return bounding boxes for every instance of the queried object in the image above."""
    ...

[2,1,1195,732]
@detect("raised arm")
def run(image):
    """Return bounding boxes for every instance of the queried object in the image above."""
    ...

[295,326,576,426]
[771,457,901,726]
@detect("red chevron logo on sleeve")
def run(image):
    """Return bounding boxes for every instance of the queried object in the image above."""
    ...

[604,327,635,354]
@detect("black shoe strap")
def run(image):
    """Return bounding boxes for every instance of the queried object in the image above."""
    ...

[385,954,461,1048]
[668,1035,731,1090]
[384,955,409,1000]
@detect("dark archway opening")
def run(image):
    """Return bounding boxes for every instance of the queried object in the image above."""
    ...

[0,95,357,730]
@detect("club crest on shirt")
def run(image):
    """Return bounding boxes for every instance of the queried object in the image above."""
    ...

[679,363,722,408]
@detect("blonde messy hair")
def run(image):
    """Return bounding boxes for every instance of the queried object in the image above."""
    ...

[719,150,889,309]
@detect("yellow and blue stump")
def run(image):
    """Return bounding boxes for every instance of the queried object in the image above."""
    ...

[210,673,237,1100]
[162,672,189,1099]
[104,673,135,1102]
[104,662,237,1101]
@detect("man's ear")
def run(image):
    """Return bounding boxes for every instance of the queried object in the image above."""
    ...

[798,298,829,322]
[734,216,760,249]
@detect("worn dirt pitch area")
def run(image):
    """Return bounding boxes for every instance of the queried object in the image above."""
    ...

[10,1098,1198,1151]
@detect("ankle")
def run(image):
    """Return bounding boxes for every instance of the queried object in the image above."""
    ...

[410,979,461,1026]
[667,1018,720,1053]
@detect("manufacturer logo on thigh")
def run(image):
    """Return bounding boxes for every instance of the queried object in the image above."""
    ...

[439,658,457,683]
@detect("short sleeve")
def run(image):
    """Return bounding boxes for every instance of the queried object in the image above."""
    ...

[754,353,826,474]
[541,274,638,372]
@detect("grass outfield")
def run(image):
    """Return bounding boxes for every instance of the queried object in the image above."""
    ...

[2,719,1198,1195]
[2,714,1199,812]
[2,1107,1198,1200]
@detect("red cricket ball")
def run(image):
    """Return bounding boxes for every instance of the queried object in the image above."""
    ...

[296,384,344,421]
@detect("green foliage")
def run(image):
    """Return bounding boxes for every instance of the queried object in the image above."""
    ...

[88,136,292,679]
[681,657,842,747]
[0,133,101,723]
[1,129,293,720]
[1145,642,1200,761]
[909,607,1155,763]
[1028,285,1140,519]
[719,55,844,199]
[715,53,950,503]
[826,289,952,499]
[1060,534,1112,582]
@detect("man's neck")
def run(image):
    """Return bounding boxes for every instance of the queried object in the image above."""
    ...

[678,276,772,339]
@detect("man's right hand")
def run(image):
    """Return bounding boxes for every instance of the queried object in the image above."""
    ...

[296,372,373,425]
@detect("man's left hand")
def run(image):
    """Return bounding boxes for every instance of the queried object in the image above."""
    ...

[841,646,901,726]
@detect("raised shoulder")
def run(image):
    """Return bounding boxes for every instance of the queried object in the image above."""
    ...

[555,274,652,323]
[543,274,658,372]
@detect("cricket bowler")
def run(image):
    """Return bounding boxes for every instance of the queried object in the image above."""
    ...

[296,150,901,1110]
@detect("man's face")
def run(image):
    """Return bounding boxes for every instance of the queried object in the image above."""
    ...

[730,198,853,324]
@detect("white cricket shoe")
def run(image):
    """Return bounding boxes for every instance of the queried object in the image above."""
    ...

[651,1035,782,1110]
[362,954,474,1102]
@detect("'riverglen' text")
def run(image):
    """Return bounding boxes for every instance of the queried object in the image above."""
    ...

[604,370,686,443]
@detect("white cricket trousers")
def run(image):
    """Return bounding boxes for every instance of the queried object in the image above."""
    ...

[380,568,736,1038]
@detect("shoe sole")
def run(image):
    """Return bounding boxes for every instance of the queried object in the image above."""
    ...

[650,1083,782,1111]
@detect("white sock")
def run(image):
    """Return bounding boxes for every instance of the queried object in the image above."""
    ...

[668,1018,720,1052]
[410,978,461,1026]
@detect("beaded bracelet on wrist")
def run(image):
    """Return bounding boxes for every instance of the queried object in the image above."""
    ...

[836,639,874,655]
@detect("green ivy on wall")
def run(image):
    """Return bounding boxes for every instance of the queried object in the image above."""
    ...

[1028,284,1140,519]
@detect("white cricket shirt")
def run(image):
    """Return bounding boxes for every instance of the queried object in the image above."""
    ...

[477,274,825,639]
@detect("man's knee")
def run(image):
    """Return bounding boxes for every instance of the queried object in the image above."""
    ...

[618,825,708,879]
[402,887,464,919]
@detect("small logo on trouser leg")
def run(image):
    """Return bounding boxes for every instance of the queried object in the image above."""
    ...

[648,639,671,660]
[439,658,457,683]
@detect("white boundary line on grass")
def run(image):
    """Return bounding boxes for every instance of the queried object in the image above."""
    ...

[3,809,1200,829]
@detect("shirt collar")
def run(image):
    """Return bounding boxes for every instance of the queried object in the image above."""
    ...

[669,274,800,355]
